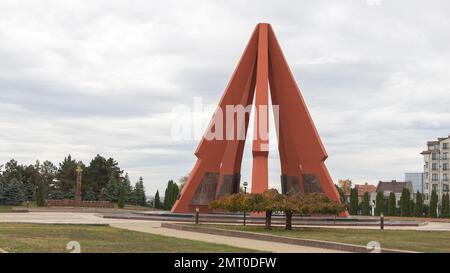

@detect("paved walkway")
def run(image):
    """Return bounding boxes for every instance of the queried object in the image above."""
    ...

[110,221,345,253]
[0,212,345,253]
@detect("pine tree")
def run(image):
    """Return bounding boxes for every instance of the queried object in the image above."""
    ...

[123,173,133,203]
[104,174,119,202]
[154,190,162,209]
[349,188,359,215]
[3,178,25,205]
[387,192,396,216]
[400,188,411,217]
[361,192,371,216]
[132,177,146,206]
[430,190,438,218]
[118,181,125,209]
[375,191,384,216]
[415,191,423,217]
[57,155,77,197]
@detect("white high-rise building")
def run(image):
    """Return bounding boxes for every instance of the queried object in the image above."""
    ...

[421,136,450,203]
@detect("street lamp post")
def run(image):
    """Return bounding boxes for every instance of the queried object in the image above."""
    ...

[195,207,200,224]
[371,200,376,216]
[243,181,248,227]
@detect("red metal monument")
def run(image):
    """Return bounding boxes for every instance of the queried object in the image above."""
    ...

[171,23,344,214]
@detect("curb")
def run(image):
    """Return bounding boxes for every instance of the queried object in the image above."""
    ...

[102,214,423,227]
[161,223,417,253]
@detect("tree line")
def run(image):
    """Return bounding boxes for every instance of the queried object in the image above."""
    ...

[337,184,450,218]
[0,155,147,207]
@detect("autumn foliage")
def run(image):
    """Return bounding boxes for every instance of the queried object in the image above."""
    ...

[210,189,346,230]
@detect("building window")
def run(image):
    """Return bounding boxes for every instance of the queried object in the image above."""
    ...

[444,153,449,160]
[444,143,449,150]
[432,153,438,160]
[444,174,449,181]
[444,184,450,193]
[432,173,439,181]
[425,172,429,179]
[432,163,438,171]
[432,184,439,192]
[425,183,429,190]
[444,163,449,171]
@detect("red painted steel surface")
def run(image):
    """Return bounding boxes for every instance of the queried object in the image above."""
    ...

[171,23,347,216]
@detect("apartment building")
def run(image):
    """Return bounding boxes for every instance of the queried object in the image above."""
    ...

[421,136,450,203]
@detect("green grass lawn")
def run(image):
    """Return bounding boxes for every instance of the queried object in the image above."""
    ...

[0,223,260,253]
[202,224,450,253]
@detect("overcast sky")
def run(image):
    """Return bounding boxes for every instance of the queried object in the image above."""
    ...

[1,0,450,195]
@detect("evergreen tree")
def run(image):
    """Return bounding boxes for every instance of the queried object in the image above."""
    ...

[154,190,162,209]
[2,159,24,182]
[361,192,371,216]
[430,190,438,218]
[0,178,4,205]
[415,191,424,217]
[387,192,396,216]
[118,180,126,209]
[83,187,97,201]
[83,155,110,198]
[163,180,180,211]
[22,163,37,201]
[123,173,133,203]
[104,174,120,202]
[40,160,57,199]
[400,188,411,217]
[423,204,430,217]
[441,193,449,218]
[349,187,359,215]
[36,179,46,207]
[164,180,173,210]
[410,199,415,217]
[132,177,146,206]
[56,155,77,195]
[2,178,25,205]
[375,191,384,216]
[64,187,75,199]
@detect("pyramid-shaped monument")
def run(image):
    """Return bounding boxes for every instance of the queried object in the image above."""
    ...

[172,23,344,214]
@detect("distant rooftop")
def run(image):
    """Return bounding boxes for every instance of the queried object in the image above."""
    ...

[376,180,413,193]
[355,183,376,196]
